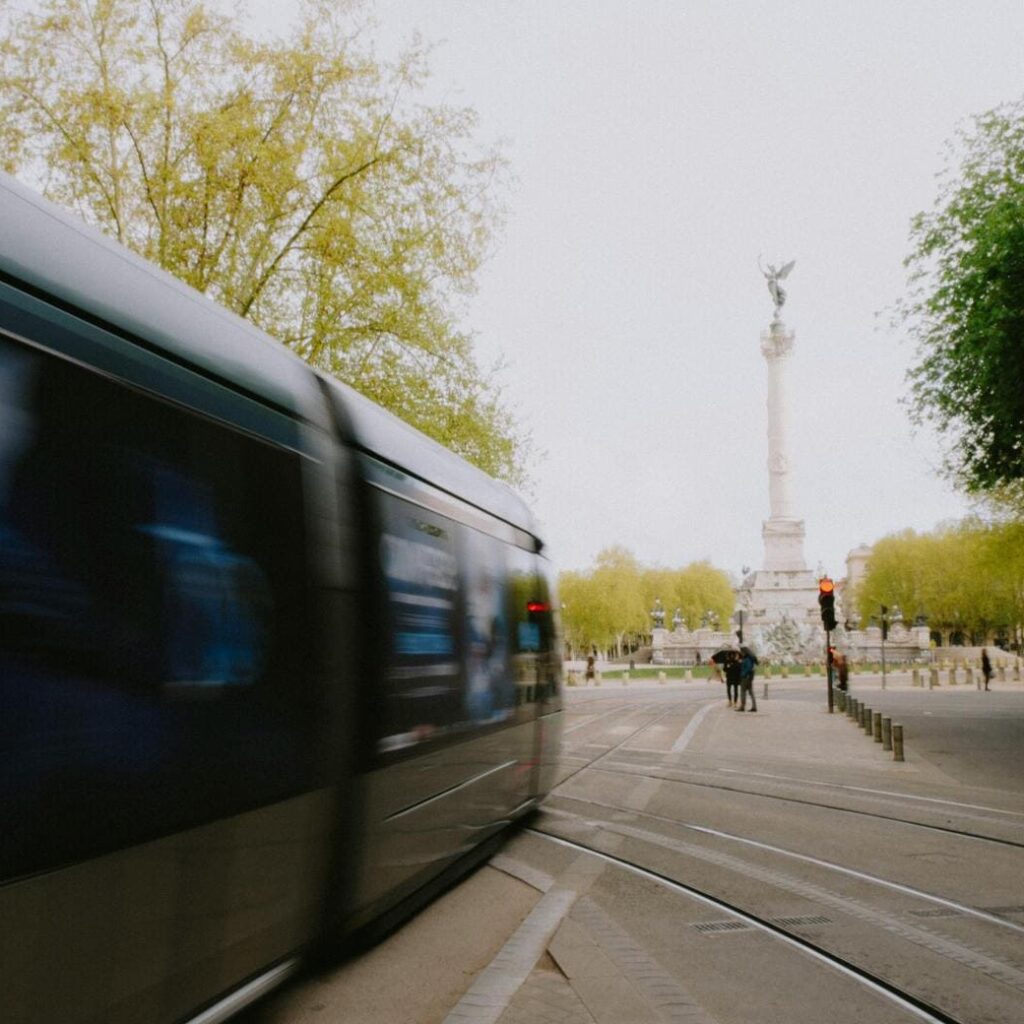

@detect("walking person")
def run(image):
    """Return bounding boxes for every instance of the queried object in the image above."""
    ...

[585,653,596,685]
[836,651,849,691]
[737,646,758,712]
[981,648,993,691]
[724,651,742,707]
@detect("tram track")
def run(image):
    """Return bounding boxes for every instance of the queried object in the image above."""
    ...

[573,758,1024,848]
[526,827,964,1024]
[535,695,1024,1021]
[539,794,1024,936]
[534,805,1024,994]
[557,699,1024,847]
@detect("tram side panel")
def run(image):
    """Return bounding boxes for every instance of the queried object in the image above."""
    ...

[344,475,542,926]
[0,283,345,1024]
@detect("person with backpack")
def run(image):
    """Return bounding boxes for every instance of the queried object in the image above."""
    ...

[737,646,758,712]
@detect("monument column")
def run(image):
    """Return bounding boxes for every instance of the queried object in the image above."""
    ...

[739,260,821,657]
[761,319,797,520]
[758,264,807,573]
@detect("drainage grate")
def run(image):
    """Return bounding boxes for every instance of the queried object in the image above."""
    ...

[692,920,752,934]
[909,908,962,919]
[772,914,833,927]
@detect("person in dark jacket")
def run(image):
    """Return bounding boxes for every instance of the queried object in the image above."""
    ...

[723,651,742,706]
[737,646,758,712]
[981,648,992,691]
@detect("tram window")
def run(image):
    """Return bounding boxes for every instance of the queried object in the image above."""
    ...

[375,492,463,752]
[458,525,515,725]
[535,559,564,712]
[507,548,541,710]
[374,493,527,755]
[0,329,313,881]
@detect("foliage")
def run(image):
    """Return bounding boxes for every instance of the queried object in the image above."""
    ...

[0,0,530,485]
[559,547,734,658]
[855,519,1024,643]
[901,97,1024,496]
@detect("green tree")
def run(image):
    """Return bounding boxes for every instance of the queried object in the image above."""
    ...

[0,0,529,484]
[901,97,1024,496]
[857,519,1022,646]
[559,550,734,660]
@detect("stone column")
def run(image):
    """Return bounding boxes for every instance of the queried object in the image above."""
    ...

[759,318,807,571]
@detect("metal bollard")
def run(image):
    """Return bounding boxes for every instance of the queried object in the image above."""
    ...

[948,665,957,686]
[623,672,630,684]
[658,671,666,684]
[763,681,768,698]
[850,697,859,721]
[882,716,892,751]
[912,667,920,687]
[873,711,882,742]
[965,666,974,688]
[892,723,904,762]
[837,690,845,712]
[863,706,873,735]
[929,667,938,689]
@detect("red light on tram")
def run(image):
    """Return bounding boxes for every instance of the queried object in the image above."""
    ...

[526,601,550,613]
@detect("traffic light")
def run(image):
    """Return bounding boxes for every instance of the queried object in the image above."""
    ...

[818,577,837,631]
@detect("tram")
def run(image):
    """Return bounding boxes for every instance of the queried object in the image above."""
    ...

[0,171,562,1024]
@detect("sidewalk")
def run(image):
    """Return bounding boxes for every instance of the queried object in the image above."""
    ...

[695,686,910,775]
[567,672,1021,781]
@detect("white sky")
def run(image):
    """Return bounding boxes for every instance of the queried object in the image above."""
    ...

[268,3,1020,577]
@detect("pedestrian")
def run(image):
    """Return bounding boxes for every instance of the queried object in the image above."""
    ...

[709,656,723,685]
[724,651,742,707]
[836,651,849,691]
[737,645,758,712]
[585,653,596,684]
[981,648,992,691]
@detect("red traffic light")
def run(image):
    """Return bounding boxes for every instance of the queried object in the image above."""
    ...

[818,577,837,631]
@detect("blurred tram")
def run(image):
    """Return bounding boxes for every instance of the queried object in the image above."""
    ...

[0,172,563,1024]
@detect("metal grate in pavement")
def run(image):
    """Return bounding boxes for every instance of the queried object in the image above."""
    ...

[772,914,833,927]
[692,920,752,934]
[909,908,962,919]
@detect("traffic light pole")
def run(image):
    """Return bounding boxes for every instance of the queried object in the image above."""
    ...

[818,577,836,714]
[825,629,834,713]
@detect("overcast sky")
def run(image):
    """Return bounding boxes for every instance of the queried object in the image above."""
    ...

[273,2,1021,579]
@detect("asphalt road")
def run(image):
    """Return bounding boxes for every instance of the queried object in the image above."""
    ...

[788,679,1024,794]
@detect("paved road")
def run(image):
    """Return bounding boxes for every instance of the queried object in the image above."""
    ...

[246,680,1024,1024]
[829,682,1024,792]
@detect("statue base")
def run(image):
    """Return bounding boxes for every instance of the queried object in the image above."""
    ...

[762,516,807,572]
